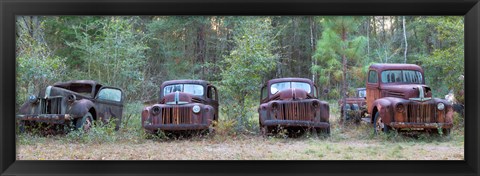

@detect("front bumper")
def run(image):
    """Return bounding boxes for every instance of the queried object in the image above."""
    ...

[389,122,453,129]
[263,120,330,129]
[143,123,210,131]
[16,114,73,124]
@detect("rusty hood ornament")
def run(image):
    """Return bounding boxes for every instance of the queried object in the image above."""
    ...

[409,85,432,102]
[165,91,189,105]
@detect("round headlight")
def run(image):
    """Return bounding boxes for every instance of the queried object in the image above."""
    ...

[312,101,320,109]
[28,95,38,104]
[151,106,161,116]
[437,103,445,110]
[67,94,76,103]
[396,103,404,113]
[192,105,201,113]
[271,102,279,111]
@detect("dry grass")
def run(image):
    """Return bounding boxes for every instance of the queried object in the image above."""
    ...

[16,103,464,160]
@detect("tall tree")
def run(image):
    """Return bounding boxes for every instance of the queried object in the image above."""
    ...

[312,17,367,123]
[220,17,278,131]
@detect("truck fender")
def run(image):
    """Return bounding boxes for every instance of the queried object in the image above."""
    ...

[319,101,330,122]
[203,105,215,122]
[371,99,393,124]
[67,99,95,119]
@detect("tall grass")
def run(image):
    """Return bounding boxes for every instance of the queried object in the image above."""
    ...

[17,102,464,145]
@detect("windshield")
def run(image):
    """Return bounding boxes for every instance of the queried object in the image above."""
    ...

[381,70,423,84]
[358,89,366,98]
[163,84,204,96]
[270,82,311,94]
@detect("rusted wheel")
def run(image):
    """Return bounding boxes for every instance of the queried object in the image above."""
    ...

[208,126,216,135]
[442,128,451,136]
[323,126,331,136]
[76,112,93,133]
[18,121,26,133]
[373,112,389,135]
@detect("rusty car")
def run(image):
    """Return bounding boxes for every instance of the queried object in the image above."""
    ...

[338,88,367,123]
[258,77,330,136]
[141,80,219,134]
[16,80,124,132]
[365,64,453,135]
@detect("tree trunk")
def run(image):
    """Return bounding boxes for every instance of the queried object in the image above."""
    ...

[403,16,408,63]
[195,22,206,79]
[310,16,316,82]
[367,17,370,62]
[341,25,348,126]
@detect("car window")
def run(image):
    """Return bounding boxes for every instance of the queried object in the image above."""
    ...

[208,86,217,100]
[97,88,122,102]
[368,70,378,83]
[261,86,268,99]
[381,70,423,84]
[358,90,366,97]
[164,84,204,96]
[270,82,311,94]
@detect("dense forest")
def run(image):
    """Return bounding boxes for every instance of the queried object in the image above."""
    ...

[16,16,464,130]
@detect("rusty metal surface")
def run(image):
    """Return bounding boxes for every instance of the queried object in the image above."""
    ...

[258,78,329,131]
[142,80,218,132]
[366,64,453,131]
[338,88,367,121]
[17,80,124,130]
[16,114,71,124]
[389,122,453,129]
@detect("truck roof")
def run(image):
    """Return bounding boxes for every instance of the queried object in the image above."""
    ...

[266,77,313,86]
[369,63,423,72]
[53,80,101,88]
[160,79,209,88]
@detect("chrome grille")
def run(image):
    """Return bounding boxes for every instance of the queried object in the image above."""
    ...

[407,103,436,123]
[274,102,314,121]
[39,97,62,114]
[161,106,193,124]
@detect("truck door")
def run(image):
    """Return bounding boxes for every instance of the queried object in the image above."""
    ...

[207,85,219,121]
[95,87,124,128]
[366,70,380,114]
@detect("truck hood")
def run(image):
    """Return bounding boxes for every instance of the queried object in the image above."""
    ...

[37,86,92,99]
[381,84,432,100]
[161,92,204,104]
[271,88,313,101]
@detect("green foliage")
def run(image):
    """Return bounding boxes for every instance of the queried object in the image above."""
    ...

[65,17,149,102]
[16,16,68,108]
[220,17,278,132]
[312,17,367,100]
[420,17,464,101]
[15,16,464,133]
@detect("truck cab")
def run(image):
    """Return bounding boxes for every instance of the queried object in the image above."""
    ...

[366,64,453,134]
[258,77,330,135]
[141,79,218,134]
[339,88,367,123]
[17,80,124,132]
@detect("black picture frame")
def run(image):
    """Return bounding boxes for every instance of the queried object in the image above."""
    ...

[1,0,478,175]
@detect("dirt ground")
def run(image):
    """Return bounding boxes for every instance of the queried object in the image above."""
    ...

[16,121,464,160]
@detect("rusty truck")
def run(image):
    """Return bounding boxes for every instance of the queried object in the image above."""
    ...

[258,78,330,136]
[16,80,124,132]
[338,88,367,123]
[141,80,219,134]
[365,64,453,135]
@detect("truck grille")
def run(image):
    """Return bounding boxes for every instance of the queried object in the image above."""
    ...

[407,103,437,123]
[39,97,63,114]
[274,102,314,121]
[161,106,193,124]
